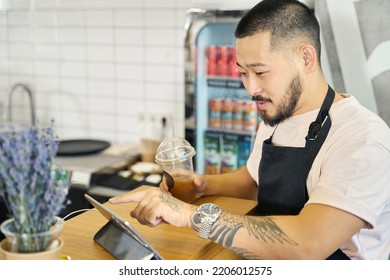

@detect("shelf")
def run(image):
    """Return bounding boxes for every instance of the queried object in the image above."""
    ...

[205,127,256,136]
[207,78,244,89]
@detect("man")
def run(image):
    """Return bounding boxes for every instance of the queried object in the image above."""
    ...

[110,0,390,259]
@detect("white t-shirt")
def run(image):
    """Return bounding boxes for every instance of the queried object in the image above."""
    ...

[247,95,390,259]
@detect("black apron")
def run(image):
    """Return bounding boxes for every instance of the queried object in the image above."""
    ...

[257,86,349,260]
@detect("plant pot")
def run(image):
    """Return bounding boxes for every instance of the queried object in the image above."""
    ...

[0,237,64,260]
[0,216,64,259]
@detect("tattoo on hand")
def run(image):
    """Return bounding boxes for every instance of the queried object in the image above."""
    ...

[160,192,180,212]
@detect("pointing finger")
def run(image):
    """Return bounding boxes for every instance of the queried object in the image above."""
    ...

[109,186,153,204]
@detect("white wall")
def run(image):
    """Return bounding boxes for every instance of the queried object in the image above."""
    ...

[0,0,191,144]
[317,0,390,125]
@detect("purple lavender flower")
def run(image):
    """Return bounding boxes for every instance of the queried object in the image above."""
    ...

[0,122,70,252]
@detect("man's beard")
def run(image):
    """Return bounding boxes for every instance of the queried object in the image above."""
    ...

[253,75,302,127]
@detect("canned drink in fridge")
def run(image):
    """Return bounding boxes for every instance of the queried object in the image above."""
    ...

[244,101,257,132]
[237,134,252,168]
[221,133,239,174]
[204,131,221,175]
[233,99,244,131]
[229,47,241,78]
[209,98,222,128]
[206,46,220,76]
[221,98,233,130]
[219,46,231,77]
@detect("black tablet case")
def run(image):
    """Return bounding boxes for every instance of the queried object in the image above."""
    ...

[85,194,163,260]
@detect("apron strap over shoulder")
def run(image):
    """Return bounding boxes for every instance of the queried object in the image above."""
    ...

[305,86,335,141]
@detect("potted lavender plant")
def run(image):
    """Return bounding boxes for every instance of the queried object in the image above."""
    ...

[0,122,70,258]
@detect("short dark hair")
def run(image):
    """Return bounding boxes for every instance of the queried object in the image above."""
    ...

[235,0,321,63]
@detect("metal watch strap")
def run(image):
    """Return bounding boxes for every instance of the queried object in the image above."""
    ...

[198,218,214,239]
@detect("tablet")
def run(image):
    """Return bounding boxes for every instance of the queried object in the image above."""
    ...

[84,193,163,260]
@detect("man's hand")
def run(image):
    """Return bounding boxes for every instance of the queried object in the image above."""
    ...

[159,173,209,199]
[109,186,196,228]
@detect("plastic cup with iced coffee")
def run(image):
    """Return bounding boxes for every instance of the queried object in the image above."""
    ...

[155,137,196,203]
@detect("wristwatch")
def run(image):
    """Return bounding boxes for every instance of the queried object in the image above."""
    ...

[197,203,222,238]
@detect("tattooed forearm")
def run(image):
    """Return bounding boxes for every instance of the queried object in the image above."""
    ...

[160,192,181,212]
[208,212,297,254]
[229,247,261,260]
[190,208,298,259]
[242,215,298,245]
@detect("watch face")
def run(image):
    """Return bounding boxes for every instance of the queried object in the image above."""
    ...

[200,203,221,215]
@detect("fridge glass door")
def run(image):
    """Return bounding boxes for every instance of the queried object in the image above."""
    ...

[186,11,259,174]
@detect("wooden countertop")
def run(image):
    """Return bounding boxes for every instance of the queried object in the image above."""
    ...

[60,195,258,260]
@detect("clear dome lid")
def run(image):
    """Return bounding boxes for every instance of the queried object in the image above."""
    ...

[155,137,196,165]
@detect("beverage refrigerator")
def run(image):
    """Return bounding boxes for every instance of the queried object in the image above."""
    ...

[184,7,260,174]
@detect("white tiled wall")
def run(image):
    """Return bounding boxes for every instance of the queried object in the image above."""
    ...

[0,0,191,144]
